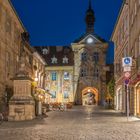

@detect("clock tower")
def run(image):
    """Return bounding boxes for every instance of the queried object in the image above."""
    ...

[71,0,108,106]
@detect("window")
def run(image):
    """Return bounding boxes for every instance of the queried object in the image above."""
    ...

[51,72,57,81]
[42,48,48,55]
[124,45,128,57]
[51,91,56,98]
[81,52,87,61]
[5,12,11,33]
[93,68,99,78]
[63,56,68,64]
[64,72,69,80]
[64,91,69,99]
[93,52,99,63]
[6,52,10,73]
[81,68,87,77]
[51,55,57,64]
[134,2,137,15]
[131,11,134,25]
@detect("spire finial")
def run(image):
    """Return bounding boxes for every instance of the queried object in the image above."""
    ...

[85,0,95,33]
[89,0,92,9]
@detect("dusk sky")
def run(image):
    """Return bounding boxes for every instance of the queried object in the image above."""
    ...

[11,0,123,63]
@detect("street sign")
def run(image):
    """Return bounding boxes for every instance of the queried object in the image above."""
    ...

[122,57,132,67]
[124,72,131,78]
[123,66,131,72]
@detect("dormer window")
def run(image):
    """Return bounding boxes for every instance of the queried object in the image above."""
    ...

[63,56,68,64]
[42,48,48,55]
[51,55,57,64]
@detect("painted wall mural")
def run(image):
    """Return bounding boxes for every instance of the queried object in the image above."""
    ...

[45,70,74,103]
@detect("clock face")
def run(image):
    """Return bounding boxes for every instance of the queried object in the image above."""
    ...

[86,37,94,44]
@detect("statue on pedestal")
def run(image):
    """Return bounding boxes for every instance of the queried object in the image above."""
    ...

[8,32,35,121]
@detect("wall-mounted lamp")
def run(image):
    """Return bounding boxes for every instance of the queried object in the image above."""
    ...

[35,77,38,82]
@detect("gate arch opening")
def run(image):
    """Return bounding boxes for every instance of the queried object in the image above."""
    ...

[82,87,99,106]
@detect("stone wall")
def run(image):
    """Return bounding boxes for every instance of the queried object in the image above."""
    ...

[0,0,25,101]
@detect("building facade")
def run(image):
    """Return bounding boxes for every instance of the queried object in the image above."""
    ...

[0,0,46,109]
[111,0,129,113]
[0,0,109,110]
[34,46,74,104]
[129,0,140,116]
[0,0,26,103]
[34,1,109,106]
[112,0,140,116]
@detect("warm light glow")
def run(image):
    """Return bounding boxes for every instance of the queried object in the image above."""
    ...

[88,89,91,92]
[34,77,38,82]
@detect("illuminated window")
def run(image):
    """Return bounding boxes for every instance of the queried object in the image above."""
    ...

[64,72,69,80]
[64,91,69,99]
[51,72,57,81]
[51,91,56,98]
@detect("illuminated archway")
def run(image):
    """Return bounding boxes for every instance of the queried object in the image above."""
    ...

[82,87,99,106]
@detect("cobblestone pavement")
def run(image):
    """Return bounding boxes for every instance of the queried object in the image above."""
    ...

[1,106,140,140]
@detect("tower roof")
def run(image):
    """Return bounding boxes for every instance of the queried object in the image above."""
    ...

[85,0,95,33]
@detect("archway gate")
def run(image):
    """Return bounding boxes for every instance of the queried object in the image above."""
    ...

[82,87,99,106]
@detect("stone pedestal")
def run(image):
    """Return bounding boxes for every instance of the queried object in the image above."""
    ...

[8,78,35,121]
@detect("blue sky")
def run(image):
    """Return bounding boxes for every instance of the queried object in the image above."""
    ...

[11,0,123,63]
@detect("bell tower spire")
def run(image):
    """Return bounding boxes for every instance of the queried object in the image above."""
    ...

[89,0,92,9]
[85,0,95,33]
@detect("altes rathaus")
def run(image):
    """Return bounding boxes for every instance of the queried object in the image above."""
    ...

[34,0,108,105]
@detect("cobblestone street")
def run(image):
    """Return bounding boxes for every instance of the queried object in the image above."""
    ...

[0,106,140,140]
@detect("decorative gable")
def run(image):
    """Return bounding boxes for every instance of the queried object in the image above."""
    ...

[79,34,101,44]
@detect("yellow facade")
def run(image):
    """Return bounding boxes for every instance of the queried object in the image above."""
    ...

[45,66,74,103]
